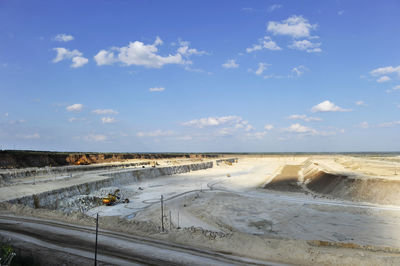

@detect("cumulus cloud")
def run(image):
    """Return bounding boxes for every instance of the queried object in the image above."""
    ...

[267,15,317,39]
[246,36,281,53]
[285,123,317,134]
[246,131,268,139]
[222,59,239,68]
[92,109,118,115]
[268,4,282,12]
[377,76,391,83]
[21,133,40,139]
[149,87,165,92]
[386,85,400,93]
[53,48,88,68]
[311,100,351,113]
[288,114,322,122]
[355,101,366,106]
[66,103,83,112]
[85,134,107,142]
[137,130,174,137]
[370,65,400,76]
[68,117,86,122]
[264,124,274,130]
[378,121,400,128]
[54,34,74,42]
[285,123,336,136]
[289,39,321,53]
[94,37,186,68]
[255,62,268,75]
[101,117,116,124]
[359,121,369,129]
[291,65,307,77]
[176,40,207,57]
[182,116,248,129]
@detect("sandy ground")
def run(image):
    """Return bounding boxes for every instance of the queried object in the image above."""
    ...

[4,155,400,265]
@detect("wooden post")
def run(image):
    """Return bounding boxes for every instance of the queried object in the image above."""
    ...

[95,213,99,266]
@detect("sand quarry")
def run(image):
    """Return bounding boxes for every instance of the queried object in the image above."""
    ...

[2,154,400,265]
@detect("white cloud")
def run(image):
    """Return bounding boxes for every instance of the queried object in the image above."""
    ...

[291,65,307,77]
[94,37,185,68]
[289,39,321,53]
[22,133,40,139]
[101,117,116,124]
[246,36,281,53]
[359,121,369,129]
[255,62,268,75]
[182,116,253,131]
[285,123,317,134]
[85,134,107,142]
[311,100,351,113]
[66,103,83,112]
[53,48,88,68]
[149,87,165,92]
[355,101,366,106]
[377,76,391,83]
[378,121,400,128]
[92,109,118,115]
[222,59,239,69]
[54,34,74,42]
[177,40,207,57]
[267,15,317,38]
[8,119,27,125]
[71,56,88,68]
[246,131,268,139]
[393,85,400,91]
[269,4,282,12]
[93,50,116,65]
[264,124,274,130]
[370,65,400,76]
[68,117,86,122]
[137,130,174,137]
[288,114,322,122]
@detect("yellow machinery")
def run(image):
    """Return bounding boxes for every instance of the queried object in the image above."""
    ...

[102,189,120,205]
[102,189,129,205]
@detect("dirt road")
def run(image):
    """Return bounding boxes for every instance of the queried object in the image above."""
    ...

[0,214,284,266]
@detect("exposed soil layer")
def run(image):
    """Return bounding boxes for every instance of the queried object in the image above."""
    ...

[0,150,219,169]
[305,170,400,205]
[264,165,303,192]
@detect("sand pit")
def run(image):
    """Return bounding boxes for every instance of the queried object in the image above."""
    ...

[3,155,400,265]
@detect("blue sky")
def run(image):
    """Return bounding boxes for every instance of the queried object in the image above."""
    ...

[1,0,400,152]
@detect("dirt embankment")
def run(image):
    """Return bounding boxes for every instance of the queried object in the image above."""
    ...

[305,169,400,205]
[264,165,302,192]
[265,161,400,205]
[0,150,219,169]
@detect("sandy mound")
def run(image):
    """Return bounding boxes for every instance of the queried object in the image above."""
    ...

[303,163,400,205]
[264,165,303,192]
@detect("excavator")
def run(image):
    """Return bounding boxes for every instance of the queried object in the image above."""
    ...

[102,189,129,206]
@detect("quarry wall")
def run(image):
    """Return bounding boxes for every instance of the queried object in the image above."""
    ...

[7,161,213,209]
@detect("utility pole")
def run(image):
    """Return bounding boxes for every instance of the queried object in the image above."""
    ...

[161,195,164,232]
[94,213,99,266]
[169,210,172,230]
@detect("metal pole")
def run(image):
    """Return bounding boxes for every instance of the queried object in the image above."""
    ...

[177,211,180,229]
[169,210,172,230]
[161,195,164,232]
[95,213,99,266]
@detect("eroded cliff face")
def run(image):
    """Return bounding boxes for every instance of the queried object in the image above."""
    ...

[0,151,219,169]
